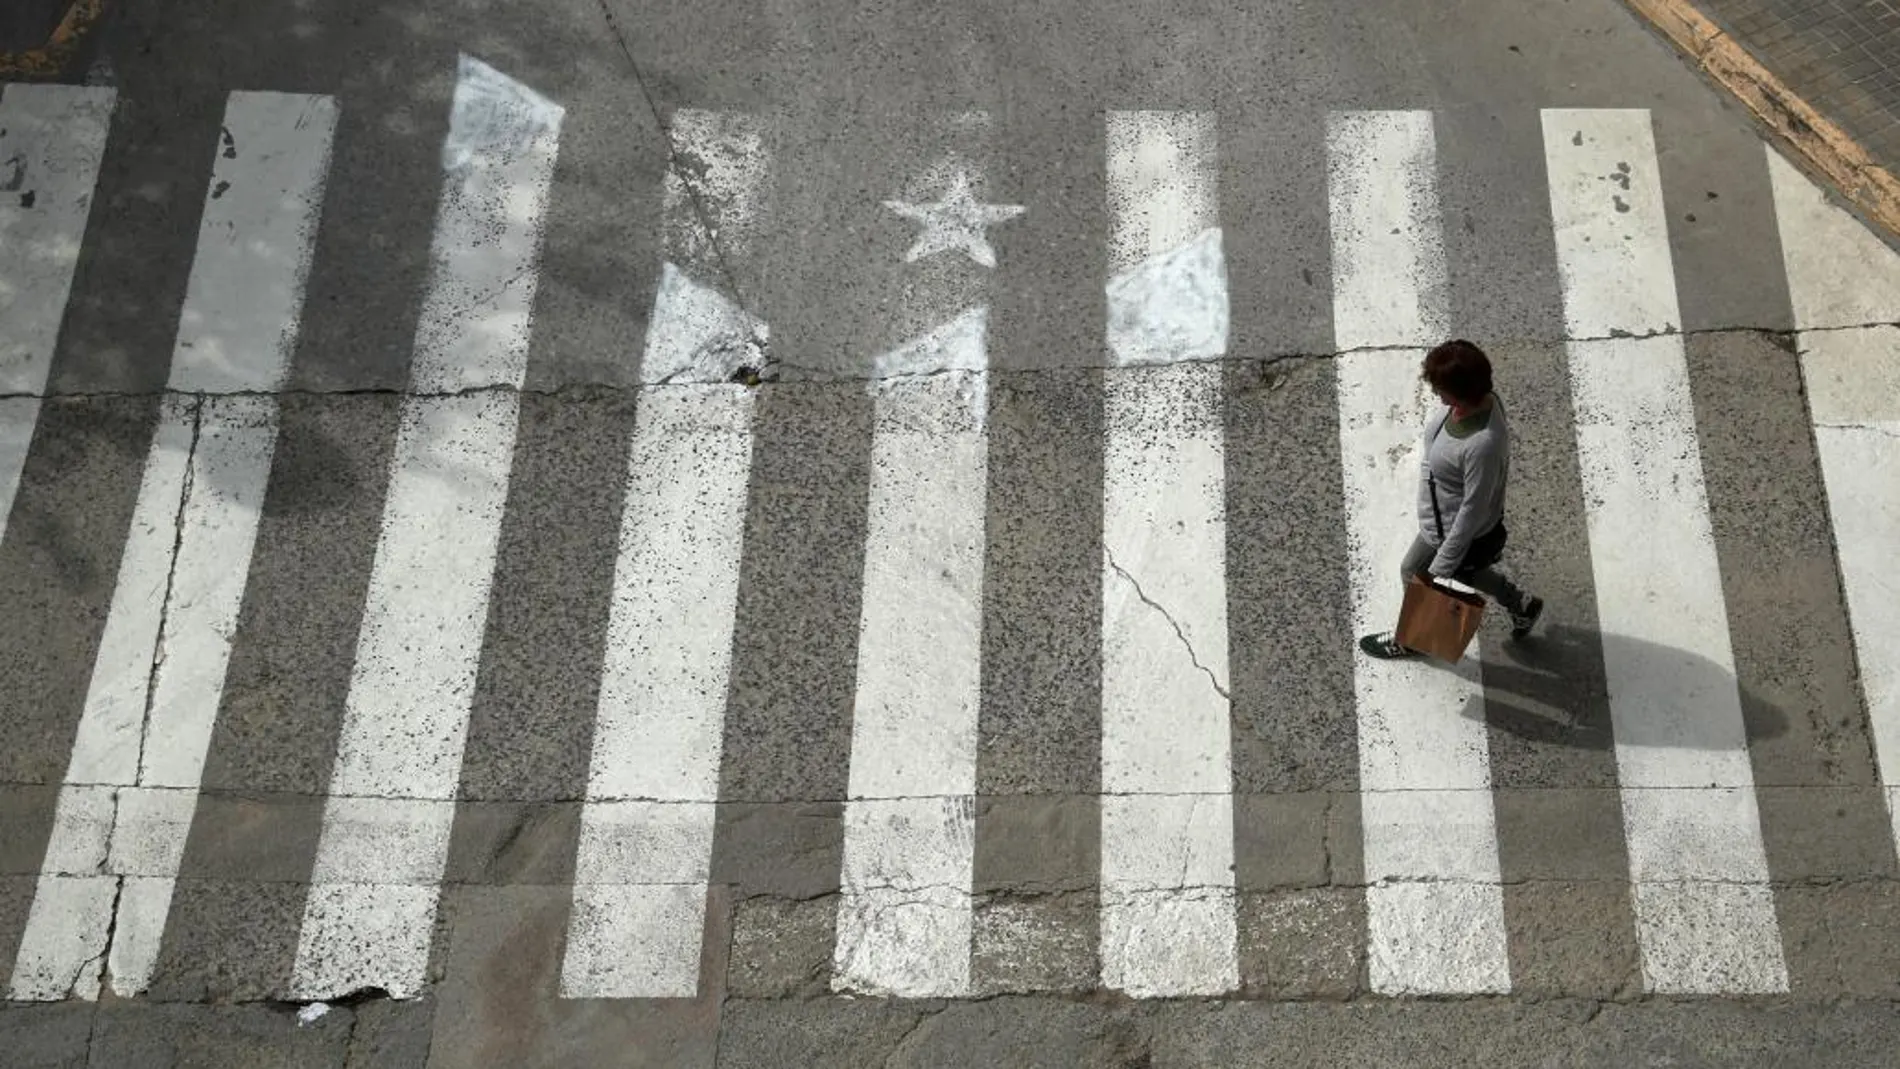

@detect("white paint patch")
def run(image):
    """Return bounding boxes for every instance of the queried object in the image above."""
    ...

[1106,228,1227,367]
[641,263,768,384]
[293,59,561,1000]
[561,385,755,999]
[1767,150,1900,867]
[835,794,979,998]
[1328,109,1509,996]
[1099,110,1237,998]
[867,305,989,382]
[0,84,114,548]
[170,92,337,393]
[833,316,988,997]
[1543,109,1785,994]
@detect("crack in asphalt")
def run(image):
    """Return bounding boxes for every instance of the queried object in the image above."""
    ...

[1815,421,1900,437]
[1103,546,1231,704]
[134,397,204,789]
[587,0,758,326]
[5,320,1892,403]
[879,1002,948,1068]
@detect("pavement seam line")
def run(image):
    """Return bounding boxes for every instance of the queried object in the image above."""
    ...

[0,320,1878,403]
[1618,0,1900,244]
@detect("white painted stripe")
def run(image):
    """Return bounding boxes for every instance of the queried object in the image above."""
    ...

[1328,109,1510,995]
[0,84,115,394]
[293,58,561,1000]
[1099,110,1237,998]
[1543,109,1785,993]
[1766,150,1900,867]
[1325,112,1447,352]
[409,56,564,393]
[294,393,519,999]
[833,313,988,997]
[9,91,333,1001]
[560,108,767,1001]
[9,398,279,999]
[169,92,336,392]
[0,398,39,550]
[560,386,754,999]
[0,84,114,547]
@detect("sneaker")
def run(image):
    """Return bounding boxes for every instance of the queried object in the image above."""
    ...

[1359,632,1419,659]
[1509,596,1544,639]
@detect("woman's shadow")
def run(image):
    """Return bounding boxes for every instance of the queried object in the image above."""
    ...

[1423,622,1790,752]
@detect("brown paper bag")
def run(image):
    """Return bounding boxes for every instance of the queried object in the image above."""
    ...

[1395,574,1485,663]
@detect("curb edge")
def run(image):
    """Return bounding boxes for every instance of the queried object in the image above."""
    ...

[1619,0,1900,241]
[0,0,105,79]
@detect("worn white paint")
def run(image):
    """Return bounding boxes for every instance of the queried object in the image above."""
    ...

[1766,149,1900,867]
[1543,108,1785,993]
[292,57,561,1000]
[660,109,768,274]
[561,386,755,999]
[832,310,989,997]
[0,399,37,551]
[10,91,333,1001]
[1099,110,1237,998]
[0,84,114,547]
[561,108,767,999]
[1329,109,1510,995]
[640,110,770,386]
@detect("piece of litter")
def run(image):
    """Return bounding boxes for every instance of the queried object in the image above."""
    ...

[297,1003,331,1026]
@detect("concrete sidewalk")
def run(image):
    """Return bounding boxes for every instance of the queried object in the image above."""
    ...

[1623,0,1900,240]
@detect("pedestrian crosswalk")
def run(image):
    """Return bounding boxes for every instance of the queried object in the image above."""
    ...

[3,60,1900,1007]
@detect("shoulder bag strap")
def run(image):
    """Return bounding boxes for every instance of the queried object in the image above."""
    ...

[1428,411,1450,541]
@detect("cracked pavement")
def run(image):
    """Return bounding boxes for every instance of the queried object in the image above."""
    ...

[6,0,1900,1063]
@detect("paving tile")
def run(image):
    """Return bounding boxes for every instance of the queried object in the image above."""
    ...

[0,1002,93,1069]
[88,1002,351,1069]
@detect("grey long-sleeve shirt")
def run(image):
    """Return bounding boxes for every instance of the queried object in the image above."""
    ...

[1416,398,1509,576]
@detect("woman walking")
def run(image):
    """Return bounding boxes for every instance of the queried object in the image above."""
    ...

[1359,339,1543,659]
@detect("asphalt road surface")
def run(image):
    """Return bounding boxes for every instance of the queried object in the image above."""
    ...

[5,0,1900,1065]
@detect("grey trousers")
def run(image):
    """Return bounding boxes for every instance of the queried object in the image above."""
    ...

[1399,535,1530,616]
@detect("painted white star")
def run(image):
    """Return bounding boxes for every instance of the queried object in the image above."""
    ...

[883,171,1025,268]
